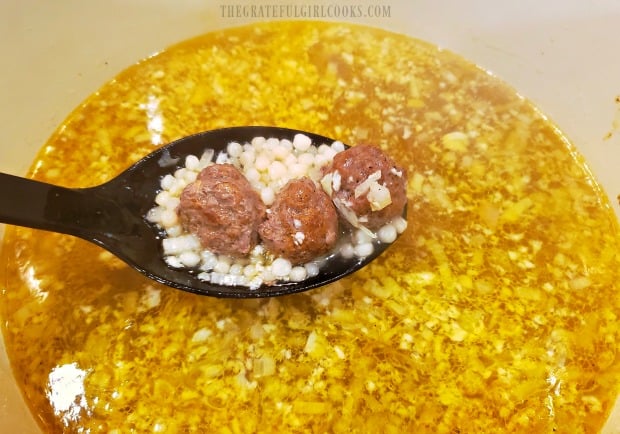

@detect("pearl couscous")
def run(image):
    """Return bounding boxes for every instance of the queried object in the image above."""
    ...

[146,134,407,289]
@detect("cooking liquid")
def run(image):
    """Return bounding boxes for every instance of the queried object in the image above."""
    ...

[1,22,619,433]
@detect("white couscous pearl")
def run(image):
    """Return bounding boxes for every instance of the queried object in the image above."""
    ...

[290,163,308,178]
[377,224,398,243]
[290,266,308,282]
[166,225,183,237]
[155,190,172,206]
[271,258,293,277]
[261,269,276,283]
[354,228,374,244]
[254,154,271,171]
[331,141,345,152]
[284,153,297,166]
[183,170,197,183]
[157,195,179,211]
[227,141,243,157]
[393,216,408,233]
[243,264,256,277]
[268,161,287,180]
[314,153,330,168]
[200,258,217,271]
[146,207,162,223]
[161,174,176,190]
[229,263,244,275]
[160,209,179,227]
[339,243,355,259]
[354,242,375,258]
[273,144,290,160]
[185,155,200,171]
[305,262,320,277]
[162,235,201,255]
[251,244,265,256]
[199,149,214,166]
[317,144,331,154]
[165,256,184,268]
[293,133,312,151]
[265,137,280,148]
[297,152,315,165]
[169,182,185,196]
[179,251,201,267]
[215,152,228,164]
[200,254,218,271]
[214,260,231,274]
[251,136,266,147]
[260,187,276,206]
[279,138,293,150]
[245,167,261,184]
[322,147,337,160]
[239,150,255,167]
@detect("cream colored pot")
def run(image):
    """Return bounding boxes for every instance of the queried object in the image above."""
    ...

[1,1,618,432]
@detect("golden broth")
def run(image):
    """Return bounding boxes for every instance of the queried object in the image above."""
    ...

[1,21,619,433]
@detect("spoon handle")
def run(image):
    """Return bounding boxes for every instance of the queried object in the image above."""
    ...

[0,172,125,240]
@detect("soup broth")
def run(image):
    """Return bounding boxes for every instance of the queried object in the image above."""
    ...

[1,21,619,433]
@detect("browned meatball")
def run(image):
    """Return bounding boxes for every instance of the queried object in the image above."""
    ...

[324,144,407,230]
[258,177,339,264]
[177,164,266,256]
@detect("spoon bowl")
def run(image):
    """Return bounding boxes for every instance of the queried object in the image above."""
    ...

[0,126,407,298]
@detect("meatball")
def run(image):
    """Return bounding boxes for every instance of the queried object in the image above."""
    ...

[258,177,339,264]
[177,163,266,256]
[323,144,407,230]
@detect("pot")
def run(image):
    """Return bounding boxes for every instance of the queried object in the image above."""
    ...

[1,1,618,432]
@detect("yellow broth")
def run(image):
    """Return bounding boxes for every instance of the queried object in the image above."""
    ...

[1,21,619,433]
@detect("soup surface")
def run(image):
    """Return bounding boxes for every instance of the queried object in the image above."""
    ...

[1,21,619,433]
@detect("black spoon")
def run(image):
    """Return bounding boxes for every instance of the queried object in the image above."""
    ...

[0,126,406,298]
